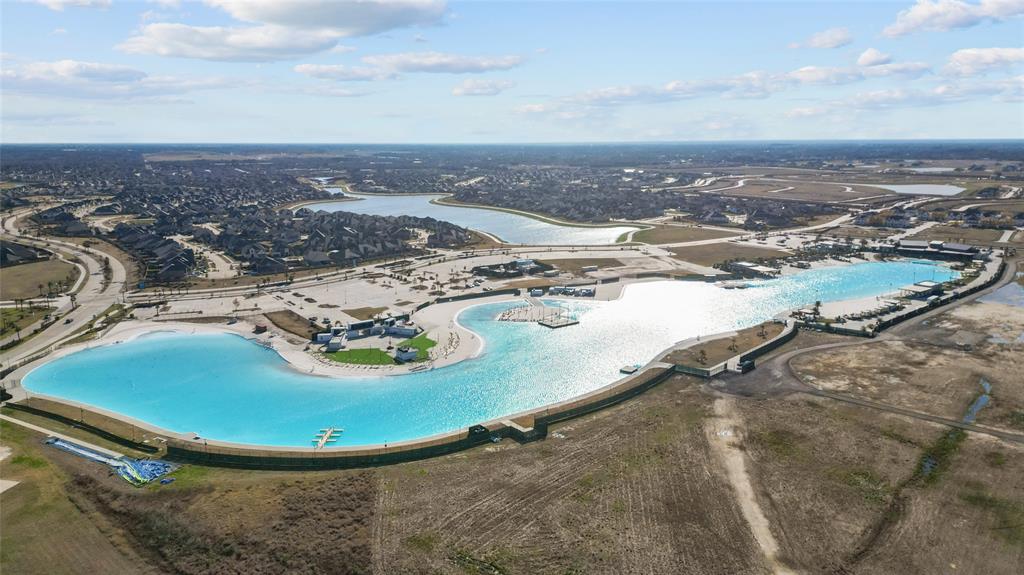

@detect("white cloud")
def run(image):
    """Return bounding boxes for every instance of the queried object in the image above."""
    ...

[945,47,1024,75]
[884,0,1024,37]
[361,51,523,73]
[118,23,343,62]
[785,106,831,118]
[452,79,514,96]
[291,85,369,98]
[790,27,854,49]
[120,0,448,62]
[862,61,932,78]
[786,62,930,84]
[17,60,147,83]
[934,75,1023,100]
[2,112,112,126]
[51,27,68,35]
[31,0,110,11]
[0,59,237,101]
[205,0,447,37]
[857,48,892,67]
[811,76,1024,114]
[788,66,863,85]
[293,63,393,81]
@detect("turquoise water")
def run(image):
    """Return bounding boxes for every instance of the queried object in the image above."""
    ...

[303,190,639,245]
[23,260,956,447]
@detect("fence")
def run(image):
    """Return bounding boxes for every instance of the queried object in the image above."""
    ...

[4,401,159,454]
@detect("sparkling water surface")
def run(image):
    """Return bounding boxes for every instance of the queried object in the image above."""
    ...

[23,260,956,447]
[303,190,638,245]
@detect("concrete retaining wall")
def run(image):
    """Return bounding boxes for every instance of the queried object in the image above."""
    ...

[11,364,677,470]
[738,321,797,363]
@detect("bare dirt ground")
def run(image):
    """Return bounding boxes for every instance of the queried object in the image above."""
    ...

[631,225,737,245]
[371,381,768,575]
[819,226,894,240]
[669,243,788,267]
[910,225,1008,245]
[536,257,625,275]
[792,299,1024,430]
[667,322,784,367]
[739,390,1024,574]
[264,309,318,339]
[717,180,875,203]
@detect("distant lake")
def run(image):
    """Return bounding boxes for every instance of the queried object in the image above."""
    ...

[867,183,965,196]
[302,190,640,245]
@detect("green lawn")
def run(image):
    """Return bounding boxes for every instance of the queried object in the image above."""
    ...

[399,333,437,361]
[323,348,396,365]
[322,333,437,365]
[1,307,52,338]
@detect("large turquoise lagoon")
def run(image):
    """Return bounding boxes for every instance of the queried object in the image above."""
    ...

[22,260,956,447]
[303,190,639,245]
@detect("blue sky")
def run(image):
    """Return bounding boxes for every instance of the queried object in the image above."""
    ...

[1,0,1022,142]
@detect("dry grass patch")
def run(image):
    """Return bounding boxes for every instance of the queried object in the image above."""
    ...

[264,310,317,339]
[0,259,79,300]
[536,257,624,275]
[910,225,1006,244]
[668,243,787,267]
[504,278,557,289]
[821,226,893,240]
[342,306,388,321]
[632,225,737,245]
[666,321,784,367]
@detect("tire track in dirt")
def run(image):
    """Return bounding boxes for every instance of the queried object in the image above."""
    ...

[707,395,796,575]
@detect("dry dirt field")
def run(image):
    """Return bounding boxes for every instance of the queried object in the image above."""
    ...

[264,309,318,339]
[716,180,882,203]
[343,306,389,320]
[667,322,784,367]
[910,225,1008,245]
[669,243,787,267]
[819,226,894,240]
[67,237,142,287]
[630,225,737,245]
[536,257,625,275]
[737,392,1023,574]
[0,258,79,300]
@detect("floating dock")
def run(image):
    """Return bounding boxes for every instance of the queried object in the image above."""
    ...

[539,317,580,329]
[313,427,342,449]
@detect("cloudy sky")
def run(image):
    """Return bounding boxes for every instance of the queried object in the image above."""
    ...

[1,0,1022,143]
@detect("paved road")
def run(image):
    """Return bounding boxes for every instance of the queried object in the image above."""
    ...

[0,207,128,367]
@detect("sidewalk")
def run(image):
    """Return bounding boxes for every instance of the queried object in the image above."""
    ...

[0,413,126,459]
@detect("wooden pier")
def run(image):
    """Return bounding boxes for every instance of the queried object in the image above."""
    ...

[312,427,342,449]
